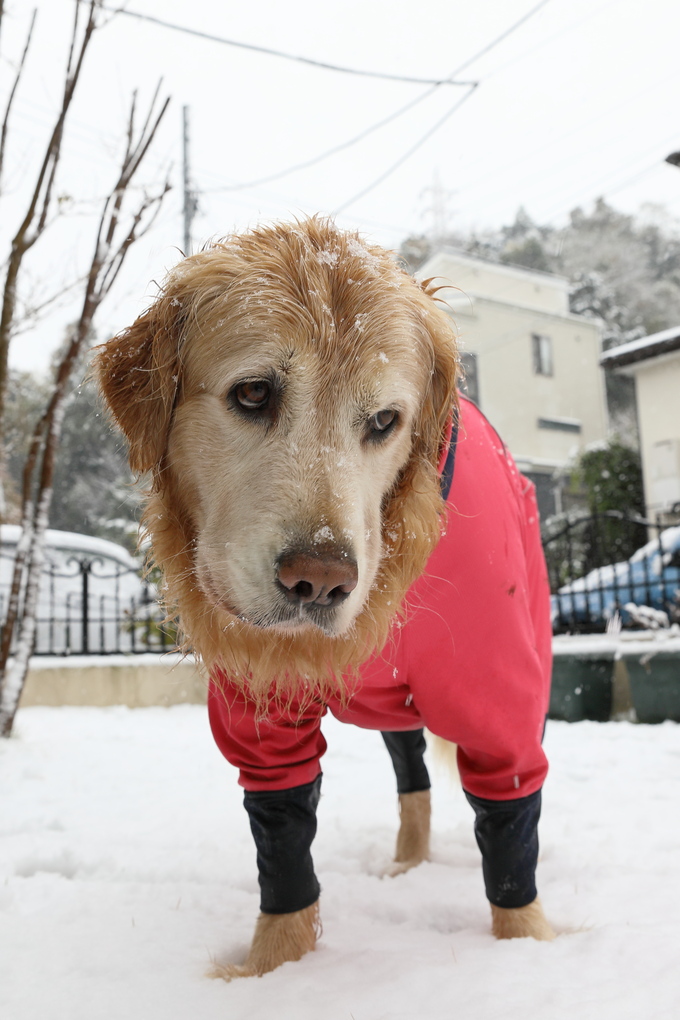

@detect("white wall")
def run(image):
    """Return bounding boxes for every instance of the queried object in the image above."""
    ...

[627,351,680,516]
[419,250,607,479]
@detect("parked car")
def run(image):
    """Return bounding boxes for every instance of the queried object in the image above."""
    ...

[551,526,680,631]
[0,526,153,654]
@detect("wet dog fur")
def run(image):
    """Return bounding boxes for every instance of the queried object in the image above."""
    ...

[96,217,554,978]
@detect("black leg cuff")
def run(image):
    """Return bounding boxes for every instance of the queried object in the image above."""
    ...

[464,788,542,909]
[381,729,431,794]
[243,775,322,915]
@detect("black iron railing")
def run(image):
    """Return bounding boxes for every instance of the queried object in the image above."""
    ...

[0,550,179,656]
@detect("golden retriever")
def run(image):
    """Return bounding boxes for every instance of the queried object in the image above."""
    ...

[96,217,554,979]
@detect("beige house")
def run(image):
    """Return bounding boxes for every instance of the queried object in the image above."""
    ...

[417,249,608,517]
[601,326,680,519]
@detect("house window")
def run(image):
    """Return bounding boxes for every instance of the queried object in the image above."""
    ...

[532,333,553,376]
[537,416,581,433]
[459,351,480,405]
[523,471,559,520]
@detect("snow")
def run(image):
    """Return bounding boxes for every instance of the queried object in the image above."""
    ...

[2,707,680,1019]
[553,627,680,658]
[629,525,680,564]
[1,526,140,571]
[599,324,680,364]
[25,653,192,671]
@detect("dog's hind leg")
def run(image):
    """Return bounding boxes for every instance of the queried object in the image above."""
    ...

[393,788,431,872]
[381,729,431,873]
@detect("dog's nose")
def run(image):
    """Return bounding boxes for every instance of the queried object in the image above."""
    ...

[276,550,358,608]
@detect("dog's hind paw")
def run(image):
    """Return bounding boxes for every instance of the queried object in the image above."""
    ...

[391,790,430,874]
[491,897,556,941]
[386,856,426,877]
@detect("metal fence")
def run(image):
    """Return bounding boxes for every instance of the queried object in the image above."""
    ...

[0,551,179,656]
[2,511,680,655]
[544,510,680,634]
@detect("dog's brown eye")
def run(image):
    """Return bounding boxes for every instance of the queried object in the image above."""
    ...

[234,380,271,410]
[367,409,398,440]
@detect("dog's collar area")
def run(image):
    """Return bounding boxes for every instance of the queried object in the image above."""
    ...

[438,415,458,502]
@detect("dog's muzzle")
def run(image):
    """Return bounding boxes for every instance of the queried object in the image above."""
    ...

[275,547,358,611]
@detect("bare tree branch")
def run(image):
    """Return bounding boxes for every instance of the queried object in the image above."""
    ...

[0,0,100,442]
[0,83,171,737]
[96,176,171,298]
[0,8,37,193]
[10,273,90,336]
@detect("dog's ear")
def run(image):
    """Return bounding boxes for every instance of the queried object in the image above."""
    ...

[411,284,460,475]
[95,296,183,475]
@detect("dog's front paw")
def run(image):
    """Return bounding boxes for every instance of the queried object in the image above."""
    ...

[210,901,321,981]
[490,897,555,941]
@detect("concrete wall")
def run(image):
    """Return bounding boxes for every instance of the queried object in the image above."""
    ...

[19,656,207,709]
[628,351,680,516]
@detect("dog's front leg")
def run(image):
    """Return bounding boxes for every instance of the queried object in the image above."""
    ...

[465,788,556,941]
[212,902,321,980]
[490,897,554,940]
[212,776,323,981]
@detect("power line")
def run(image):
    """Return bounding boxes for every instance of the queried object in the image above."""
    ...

[203,85,468,194]
[334,84,478,214]
[441,0,552,78]
[441,68,678,203]
[332,0,553,214]
[536,128,680,223]
[98,4,475,87]
[205,0,552,200]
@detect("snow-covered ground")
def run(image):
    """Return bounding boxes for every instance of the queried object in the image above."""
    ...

[1,706,679,1020]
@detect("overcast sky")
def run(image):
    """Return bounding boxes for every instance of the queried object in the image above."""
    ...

[2,0,680,371]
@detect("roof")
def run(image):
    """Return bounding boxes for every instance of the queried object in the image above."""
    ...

[0,526,139,569]
[421,245,570,288]
[600,325,680,369]
[418,248,573,318]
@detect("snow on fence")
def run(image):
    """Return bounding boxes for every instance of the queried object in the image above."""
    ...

[0,527,178,656]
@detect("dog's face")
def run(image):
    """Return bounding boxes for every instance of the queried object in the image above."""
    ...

[97,219,458,669]
[169,280,430,637]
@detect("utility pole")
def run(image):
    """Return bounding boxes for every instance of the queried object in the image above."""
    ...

[421,170,455,246]
[182,105,198,253]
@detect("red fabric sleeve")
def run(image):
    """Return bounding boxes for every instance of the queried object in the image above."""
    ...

[208,676,328,791]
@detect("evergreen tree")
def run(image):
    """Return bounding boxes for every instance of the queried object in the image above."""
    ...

[50,374,141,547]
[3,366,140,548]
[574,440,647,569]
